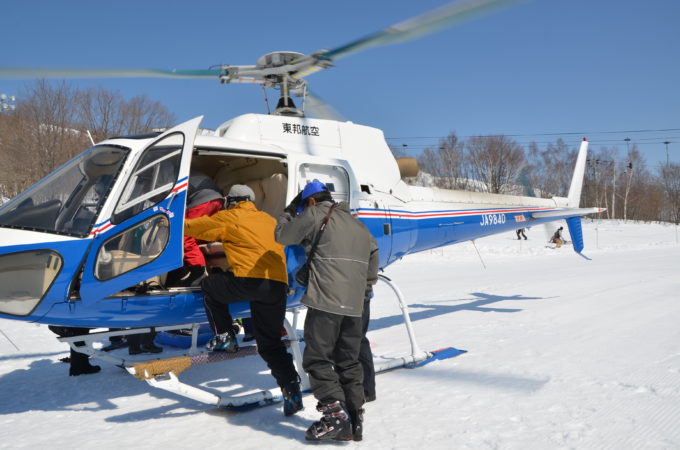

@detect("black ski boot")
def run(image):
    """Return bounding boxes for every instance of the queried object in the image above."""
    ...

[205,332,238,353]
[350,408,365,441]
[128,332,163,355]
[281,379,303,416]
[305,400,352,441]
[69,348,101,376]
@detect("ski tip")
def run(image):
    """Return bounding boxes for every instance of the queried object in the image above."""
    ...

[407,346,466,368]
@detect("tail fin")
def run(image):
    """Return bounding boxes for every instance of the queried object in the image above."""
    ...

[566,216,584,253]
[567,138,589,207]
[566,216,591,260]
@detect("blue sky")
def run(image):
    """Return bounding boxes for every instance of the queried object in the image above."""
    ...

[2,0,679,170]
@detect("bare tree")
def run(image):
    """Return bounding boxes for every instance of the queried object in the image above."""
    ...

[627,170,662,222]
[526,139,578,198]
[583,147,618,218]
[0,80,176,197]
[74,87,124,142]
[660,163,680,224]
[416,133,469,189]
[465,135,525,194]
[74,88,175,141]
[0,80,84,193]
[621,146,644,221]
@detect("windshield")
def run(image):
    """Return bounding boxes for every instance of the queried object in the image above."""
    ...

[0,145,129,237]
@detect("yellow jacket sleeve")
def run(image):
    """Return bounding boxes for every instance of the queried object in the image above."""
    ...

[184,212,234,242]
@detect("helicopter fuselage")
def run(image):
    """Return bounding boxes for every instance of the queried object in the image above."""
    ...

[0,114,593,328]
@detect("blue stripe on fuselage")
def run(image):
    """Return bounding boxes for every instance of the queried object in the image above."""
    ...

[356,206,558,267]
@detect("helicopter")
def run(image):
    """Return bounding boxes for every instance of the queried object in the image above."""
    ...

[0,0,603,408]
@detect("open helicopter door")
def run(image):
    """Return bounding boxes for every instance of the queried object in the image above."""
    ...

[78,117,202,301]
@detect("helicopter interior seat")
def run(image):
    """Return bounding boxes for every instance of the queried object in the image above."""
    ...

[95,216,170,287]
[218,173,287,218]
[253,173,287,217]
[64,202,98,236]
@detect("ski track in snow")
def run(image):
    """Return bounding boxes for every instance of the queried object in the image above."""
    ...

[0,220,679,449]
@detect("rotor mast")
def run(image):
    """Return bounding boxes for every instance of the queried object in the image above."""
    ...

[215,51,331,117]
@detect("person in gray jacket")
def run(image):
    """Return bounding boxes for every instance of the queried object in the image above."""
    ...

[275,180,378,442]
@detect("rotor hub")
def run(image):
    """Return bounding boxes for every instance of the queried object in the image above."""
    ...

[255,51,305,69]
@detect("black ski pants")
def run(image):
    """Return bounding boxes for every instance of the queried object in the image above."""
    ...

[200,271,298,388]
[359,296,376,400]
[303,307,364,414]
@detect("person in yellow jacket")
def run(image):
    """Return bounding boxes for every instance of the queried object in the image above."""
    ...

[184,184,303,416]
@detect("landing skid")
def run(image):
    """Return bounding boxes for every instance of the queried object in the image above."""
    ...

[58,275,465,410]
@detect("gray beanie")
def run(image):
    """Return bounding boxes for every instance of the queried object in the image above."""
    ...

[227,184,256,203]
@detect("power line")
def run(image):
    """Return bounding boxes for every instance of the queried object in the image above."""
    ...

[386,127,680,140]
[391,140,678,149]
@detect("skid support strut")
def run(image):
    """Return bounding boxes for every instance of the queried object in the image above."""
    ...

[374,274,432,371]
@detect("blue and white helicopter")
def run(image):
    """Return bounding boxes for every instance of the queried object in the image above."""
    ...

[0,0,602,408]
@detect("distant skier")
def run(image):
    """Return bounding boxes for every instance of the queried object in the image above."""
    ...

[550,226,564,248]
[516,228,527,240]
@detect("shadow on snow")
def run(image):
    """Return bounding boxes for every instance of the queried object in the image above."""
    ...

[370,291,552,332]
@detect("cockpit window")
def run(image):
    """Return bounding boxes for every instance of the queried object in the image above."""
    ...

[112,133,183,224]
[0,146,129,237]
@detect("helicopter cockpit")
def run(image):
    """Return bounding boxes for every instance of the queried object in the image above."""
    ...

[0,145,128,237]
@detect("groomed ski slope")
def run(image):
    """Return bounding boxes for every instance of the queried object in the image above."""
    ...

[0,220,678,449]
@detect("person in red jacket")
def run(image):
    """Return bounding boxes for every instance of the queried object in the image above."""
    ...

[167,170,223,287]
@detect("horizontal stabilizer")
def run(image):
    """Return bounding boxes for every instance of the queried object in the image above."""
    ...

[532,207,605,219]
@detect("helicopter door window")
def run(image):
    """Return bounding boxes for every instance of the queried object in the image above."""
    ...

[298,164,349,203]
[0,250,63,316]
[95,214,170,281]
[112,134,183,224]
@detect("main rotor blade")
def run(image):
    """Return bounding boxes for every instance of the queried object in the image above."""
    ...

[322,0,524,61]
[0,67,222,79]
[303,91,345,122]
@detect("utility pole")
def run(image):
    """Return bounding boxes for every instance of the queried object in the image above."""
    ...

[663,141,671,167]
[614,138,628,220]
[611,160,617,220]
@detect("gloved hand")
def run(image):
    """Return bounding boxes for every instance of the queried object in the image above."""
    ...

[284,191,303,216]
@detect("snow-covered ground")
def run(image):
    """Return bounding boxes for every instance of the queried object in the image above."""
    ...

[1,220,678,449]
